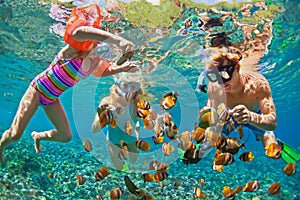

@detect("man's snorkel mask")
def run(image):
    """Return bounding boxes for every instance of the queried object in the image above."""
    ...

[195,65,235,93]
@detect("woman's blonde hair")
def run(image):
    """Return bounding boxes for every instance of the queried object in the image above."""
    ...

[112,70,156,102]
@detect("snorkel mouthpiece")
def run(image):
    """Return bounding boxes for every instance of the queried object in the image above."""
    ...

[199,85,207,93]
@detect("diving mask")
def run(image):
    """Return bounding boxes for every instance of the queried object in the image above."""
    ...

[195,65,235,93]
[218,64,235,83]
[115,80,141,98]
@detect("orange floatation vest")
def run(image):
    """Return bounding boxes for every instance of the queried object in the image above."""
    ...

[64,4,102,51]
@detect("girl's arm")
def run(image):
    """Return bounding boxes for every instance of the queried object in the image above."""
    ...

[72,26,135,53]
[92,61,140,77]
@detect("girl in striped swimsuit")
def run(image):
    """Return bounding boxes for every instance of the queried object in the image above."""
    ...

[0,4,139,163]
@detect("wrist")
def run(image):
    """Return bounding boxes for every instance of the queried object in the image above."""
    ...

[248,112,260,125]
[118,64,125,72]
[248,111,252,124]
[120,62,129,72]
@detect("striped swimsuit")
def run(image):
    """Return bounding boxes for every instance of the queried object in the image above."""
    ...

[31,55,94,106]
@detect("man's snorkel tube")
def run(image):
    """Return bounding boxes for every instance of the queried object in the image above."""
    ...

[195,67,224,93]
[195,70,208,93]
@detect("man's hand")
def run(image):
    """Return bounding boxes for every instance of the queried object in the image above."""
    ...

[230,105,252,124]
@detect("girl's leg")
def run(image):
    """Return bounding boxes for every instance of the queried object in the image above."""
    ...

[31,98,72,154]
[0,86,39,163]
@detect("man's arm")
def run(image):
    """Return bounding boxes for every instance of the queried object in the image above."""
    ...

[231,77,277,131]
[249,80,277,130]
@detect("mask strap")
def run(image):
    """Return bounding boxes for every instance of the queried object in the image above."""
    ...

[115,82,126,97]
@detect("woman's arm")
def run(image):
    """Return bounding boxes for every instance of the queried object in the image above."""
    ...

[92,96,112,133]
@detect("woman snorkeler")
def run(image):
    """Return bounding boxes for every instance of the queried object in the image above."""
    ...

[91,72,155,171]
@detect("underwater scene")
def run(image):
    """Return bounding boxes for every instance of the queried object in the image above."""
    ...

[0,0,299,199]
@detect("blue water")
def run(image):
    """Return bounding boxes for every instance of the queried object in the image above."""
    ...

[0,0,299,199]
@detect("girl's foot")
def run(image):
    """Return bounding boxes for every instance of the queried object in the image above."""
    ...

[0,131,11,164]
[31,131,42,154]
[0,147,5,164]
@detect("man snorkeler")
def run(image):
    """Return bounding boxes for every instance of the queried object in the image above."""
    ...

[196,50,282,159]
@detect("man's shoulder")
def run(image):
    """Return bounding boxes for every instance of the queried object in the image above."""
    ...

[242,71,271,93]
[242,71,268,82]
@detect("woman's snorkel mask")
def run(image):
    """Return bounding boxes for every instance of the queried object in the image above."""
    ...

[115,79,141,102]
[113,61,143,101]
[195,64,235,93]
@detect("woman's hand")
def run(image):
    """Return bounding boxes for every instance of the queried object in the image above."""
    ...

[230,104,252,124]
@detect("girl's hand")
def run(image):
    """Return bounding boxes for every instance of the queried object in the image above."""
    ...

[119,40,136,55]
[230,104,251,124]
[117,40,135,65]
[120,61,141,73]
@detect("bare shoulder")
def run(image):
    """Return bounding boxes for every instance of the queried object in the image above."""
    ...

[208,82,225,107]
[58,45,83,59]
[242,71,271,97]
[243,71,269,82]
[101,96,113,106]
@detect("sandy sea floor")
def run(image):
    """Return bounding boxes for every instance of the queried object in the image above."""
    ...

[0,131,299,200]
